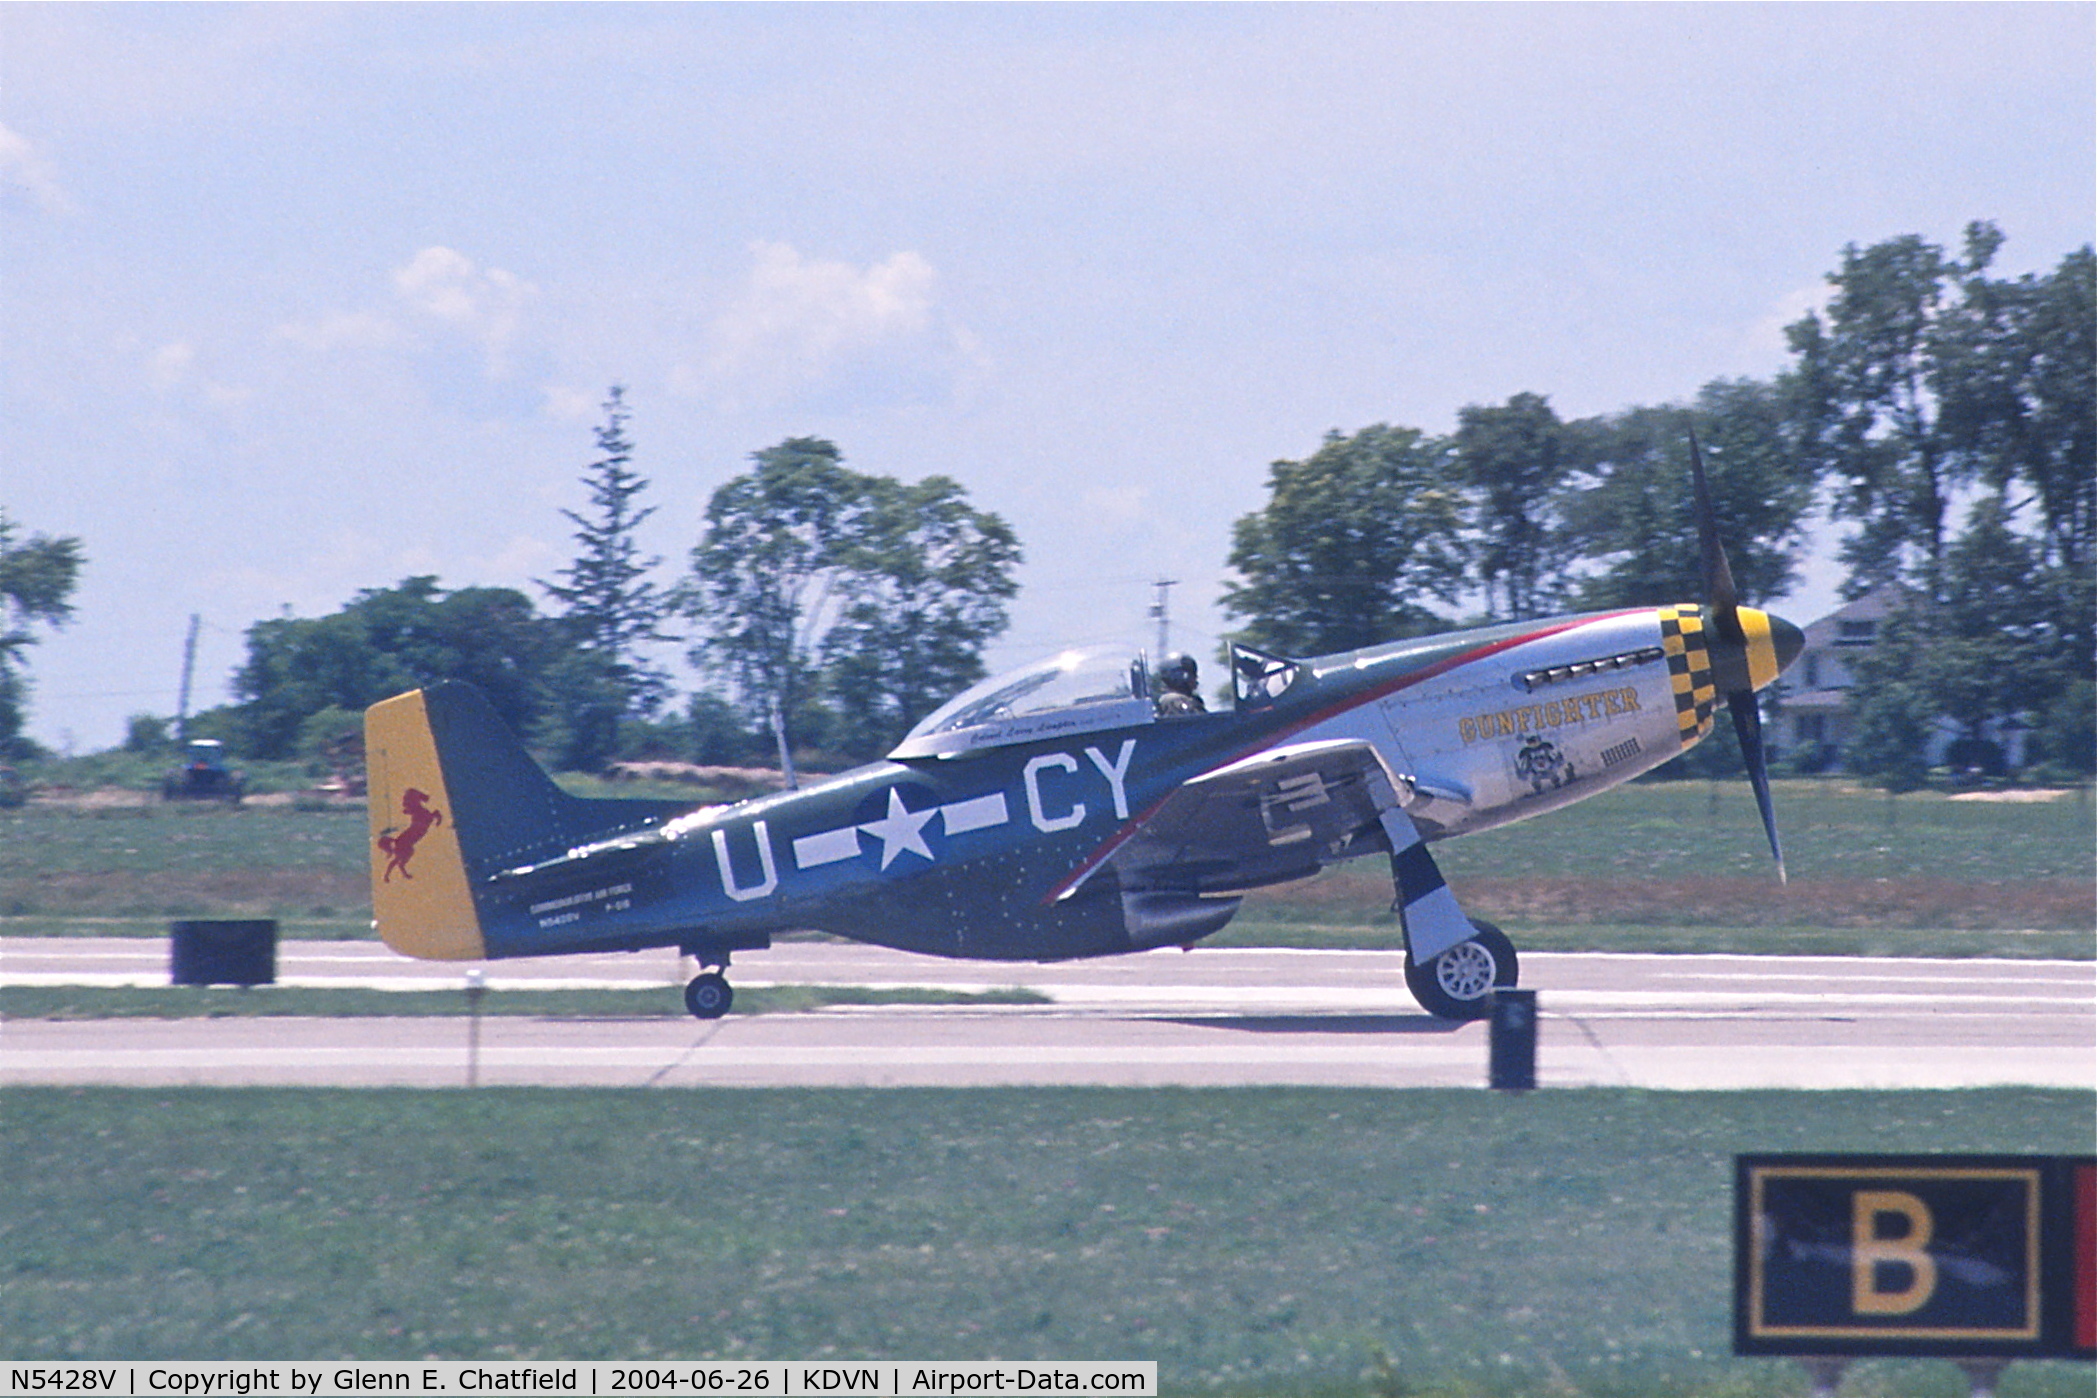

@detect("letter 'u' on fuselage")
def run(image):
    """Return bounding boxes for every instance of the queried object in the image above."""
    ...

[366,689,487,960]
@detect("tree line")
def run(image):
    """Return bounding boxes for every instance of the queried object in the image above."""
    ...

[186,395,1022,776]
[1223,224,2092,782]
[3,222,2088,782]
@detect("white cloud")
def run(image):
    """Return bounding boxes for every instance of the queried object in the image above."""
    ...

[478,533,562,581]
[271,247,537,384]
[539,384,599,423]
[1744,280,1836,360]
[145,340,251,407]
[0,121,75,214]
[392,245,536,375]
[685,242,943,403]
[1082,484,1151,529]
[274,309,399,353]
[148,342,196,392]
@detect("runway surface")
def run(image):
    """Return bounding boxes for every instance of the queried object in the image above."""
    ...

[4,938,2091,1091]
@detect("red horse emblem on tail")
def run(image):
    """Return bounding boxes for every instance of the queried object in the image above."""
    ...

[377,788,444,882]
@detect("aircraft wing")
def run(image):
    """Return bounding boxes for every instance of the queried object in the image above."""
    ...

[1082,738,1403,898]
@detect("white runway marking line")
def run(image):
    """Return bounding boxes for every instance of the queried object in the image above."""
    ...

[9,941,2092,973]
[0,974,689,991]
[0,1045,1491,1067]
[10,974,2089,1018]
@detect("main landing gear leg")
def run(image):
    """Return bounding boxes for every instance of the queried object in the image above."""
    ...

[1380,806,1519,1021]
[682,950,735,1020]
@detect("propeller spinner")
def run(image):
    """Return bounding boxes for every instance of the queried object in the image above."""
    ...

[1688,429,1804,882]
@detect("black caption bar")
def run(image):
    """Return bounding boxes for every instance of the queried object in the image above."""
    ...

[0,1365,1158,1398]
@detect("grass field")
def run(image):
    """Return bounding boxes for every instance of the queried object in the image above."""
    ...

[1223,781,2094,958]
[3,780,2091,956]
[5,784,2089,1392]
[0,800,374,939]
[2,1087,2090,1396]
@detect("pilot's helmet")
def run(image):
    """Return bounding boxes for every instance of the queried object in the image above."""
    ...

[1159,653,1199,693]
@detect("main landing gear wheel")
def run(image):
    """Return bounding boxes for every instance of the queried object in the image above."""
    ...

[1405,920,1518,1021]
[684,972,733,1020]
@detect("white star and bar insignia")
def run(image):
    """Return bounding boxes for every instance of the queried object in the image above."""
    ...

[791,788,1011,872]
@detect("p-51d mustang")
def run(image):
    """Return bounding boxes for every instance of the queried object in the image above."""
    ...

[366,447,1803,1020]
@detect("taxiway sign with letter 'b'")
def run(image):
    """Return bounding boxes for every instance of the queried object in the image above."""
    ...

[1735,1153,2096,1360]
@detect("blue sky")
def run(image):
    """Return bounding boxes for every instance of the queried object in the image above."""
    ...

[4,3,2092,752]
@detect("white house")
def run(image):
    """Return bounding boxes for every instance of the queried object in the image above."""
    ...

[1777,585,2031,773]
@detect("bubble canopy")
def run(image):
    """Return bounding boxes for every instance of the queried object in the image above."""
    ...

[889,645,1156,759]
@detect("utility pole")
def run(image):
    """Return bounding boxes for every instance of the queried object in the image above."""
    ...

[1149,578,1178,661]
[175,613,200,740]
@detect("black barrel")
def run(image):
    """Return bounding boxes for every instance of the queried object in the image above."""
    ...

[170,919,278,986]
[1488,988,1538,1091]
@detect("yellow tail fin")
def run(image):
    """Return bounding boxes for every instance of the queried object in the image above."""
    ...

[366,689,486,960]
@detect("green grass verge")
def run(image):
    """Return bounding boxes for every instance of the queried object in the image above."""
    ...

[1445,779,2093,884]
[2,1087,2090,1396]
[0,803,371,926]
[0,984,1049,1020]
[0,913,379,940]
[6,781,2092,954]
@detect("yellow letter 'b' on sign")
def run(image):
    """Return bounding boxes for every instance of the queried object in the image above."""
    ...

[1852,1190,1939,1315]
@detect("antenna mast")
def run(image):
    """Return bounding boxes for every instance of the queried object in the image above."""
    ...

[1149,578,1178,660]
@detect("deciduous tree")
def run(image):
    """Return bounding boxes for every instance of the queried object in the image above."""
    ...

[1785,223,1997,594]
[0,510,85,759]
[1455,392,1574,620]
[820,475,1022,758]
[1560,380,1815,611]
[684,440,1023,772]
[683,438,869,782]
[1933,242,2096,675]
[1221,425,1467,655]
[231,578,553,759]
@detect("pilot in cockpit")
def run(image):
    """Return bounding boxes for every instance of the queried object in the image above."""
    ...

[1155,653,1206,716]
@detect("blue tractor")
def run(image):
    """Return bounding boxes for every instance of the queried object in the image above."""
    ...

[162,739,245,804]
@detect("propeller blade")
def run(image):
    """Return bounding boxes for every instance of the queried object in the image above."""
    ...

[1691,423,1787,883]
[1728,687,1787,884]
[1688,427,1740,632]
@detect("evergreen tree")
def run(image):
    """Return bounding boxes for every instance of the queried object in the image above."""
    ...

[538,386,672,738]
[1923,496,2059,757]
[1845,666,1935,793]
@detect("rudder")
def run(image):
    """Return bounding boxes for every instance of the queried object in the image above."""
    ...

[366,688,486,960]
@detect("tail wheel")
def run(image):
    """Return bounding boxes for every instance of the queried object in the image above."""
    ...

[684,972,733,1020]
[1405,920,1518,1021]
